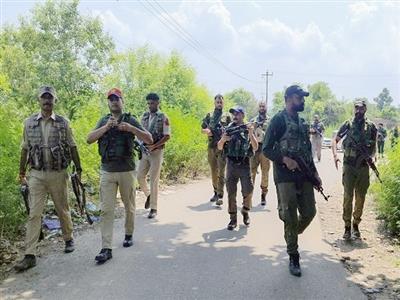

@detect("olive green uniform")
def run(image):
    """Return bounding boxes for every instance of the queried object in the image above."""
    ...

[263,109,316,255]
[21,112,76,255]
[336,118,377,227]
[250,114,270,194]
[95,113,144,249]
[377,127,387,157]
[201,109,231,197]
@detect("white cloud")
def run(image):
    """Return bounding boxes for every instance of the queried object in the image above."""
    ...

[348,1,377,23]
[93,9,132,38]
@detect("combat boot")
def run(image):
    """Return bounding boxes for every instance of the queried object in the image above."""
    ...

[227,214,237,231]
[14,255,36,272]
[145,195,150,209]
[261,193,267,206]
[64,239,75,253]
[352,224,361,239]
[210,192,218,202]
[343,226,351,240]
[215,194,223,206]
[95,248,112,264]
[289,254,301,277]
[148,209,157,219]
[241,207,250,226]
[123,234,133,247]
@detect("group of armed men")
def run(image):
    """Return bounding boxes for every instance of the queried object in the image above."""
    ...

[14,84,392,278]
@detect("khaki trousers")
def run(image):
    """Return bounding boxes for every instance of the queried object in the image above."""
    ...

[207,147,226,196]
[99,170,136,249]
[311,136,323,161]
[250,147,270,194]
[137,149,164,210]
[25,169,73,255]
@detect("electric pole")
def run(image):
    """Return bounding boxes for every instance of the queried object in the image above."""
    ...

[261,70,273,111]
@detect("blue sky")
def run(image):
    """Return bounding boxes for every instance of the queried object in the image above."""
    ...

[1,0,400,105]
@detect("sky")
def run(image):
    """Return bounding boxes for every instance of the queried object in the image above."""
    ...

[1,0,400,106]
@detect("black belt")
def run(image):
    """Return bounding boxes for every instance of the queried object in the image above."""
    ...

[227,156,249,165]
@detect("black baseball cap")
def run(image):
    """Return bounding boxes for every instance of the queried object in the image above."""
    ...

[284,85,309,98]
[229,106,245,114]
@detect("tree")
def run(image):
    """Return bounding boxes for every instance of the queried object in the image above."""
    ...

[224,88,258,118]
[374,88,393,111]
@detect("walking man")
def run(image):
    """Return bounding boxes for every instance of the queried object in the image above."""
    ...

[137,93,171,219]
[201,94,231,205]
[310,115,325,162]
[15,86,82,271]
[217,106,258,230]
[263,85,320,277]
[332,99,377,240]
[250,102,271,205]
[377,123,387,158]
[87,88,152,263]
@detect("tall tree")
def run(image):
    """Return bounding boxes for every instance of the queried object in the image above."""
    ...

[374,88,393,111]
[224,88,259,118]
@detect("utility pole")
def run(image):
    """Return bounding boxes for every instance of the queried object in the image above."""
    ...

[261,70,273,111]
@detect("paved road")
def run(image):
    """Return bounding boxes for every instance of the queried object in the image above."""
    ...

[1,149,365,300]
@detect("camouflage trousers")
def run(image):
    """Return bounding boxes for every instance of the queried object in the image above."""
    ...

[276,181,316,255]
[207,147,226,196]
[250,146,270,194]
[342,164,370,227]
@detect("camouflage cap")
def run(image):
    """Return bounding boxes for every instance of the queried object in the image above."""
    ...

[107,88,123,99]
[354,99,367,107]
[38,86,57,99]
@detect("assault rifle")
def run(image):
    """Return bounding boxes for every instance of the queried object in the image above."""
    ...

[224,121,263,136]
[134,140,150,160]
[20,184,45,240]
[71,168,93,224]
[290,155,331,201]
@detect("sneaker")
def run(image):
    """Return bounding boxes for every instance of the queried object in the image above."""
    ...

[14,255,36,272]
[343,226,351,240]
[241,208,250,226]
[352,224,361,239]
[227,215,237,231]
[145,195,150,209]
[64,240,75,253]
[261,193,266,206]
[95,248,112,263]
[123,235,133,247]
[289,254,301,277]
[210,193,218,202]
[148,209,157,219]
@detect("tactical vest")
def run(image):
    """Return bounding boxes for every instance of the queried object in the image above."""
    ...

[98,113,136,163]
[278,110,313,165]
[251,114,268,144]
[141,111,165,145]
[26,113,71,170]
[342,118,375,166]
[224,122,252,159]
[206,110,231,147]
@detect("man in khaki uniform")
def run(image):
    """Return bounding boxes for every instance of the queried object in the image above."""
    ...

[201,94,231,205]
[310,115,325,162]
[87,88,152,264]
[137,93,171,219]
[332,100,377,240]
[15,86,82,272]
[250,102,271,206]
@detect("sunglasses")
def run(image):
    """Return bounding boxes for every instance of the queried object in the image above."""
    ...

[108,95,121,102]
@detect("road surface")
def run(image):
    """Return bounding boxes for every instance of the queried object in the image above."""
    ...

[0,149,365,299]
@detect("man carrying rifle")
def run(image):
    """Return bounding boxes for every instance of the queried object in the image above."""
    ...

[16,86,82,272]
[201,94,231,205]
[332,99,377,240]
[310,115,325,162]
[263,85,321,277]
[217,106,258,230]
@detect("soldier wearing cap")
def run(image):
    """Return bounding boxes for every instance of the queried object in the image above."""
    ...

[217,106,258,230]
[87,88,152,264]
[201,94,232,206]
[332,99,377,240]
[250,101,271,205]
[15,86,82,272]
[376,122,387,158]
[137,93,171,219]
[263,85,320,277]
[310,114,325,162]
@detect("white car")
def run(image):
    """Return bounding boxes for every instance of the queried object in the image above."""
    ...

[322,137,332,148]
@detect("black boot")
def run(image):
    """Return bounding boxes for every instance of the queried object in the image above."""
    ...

[64,240,75,253]
[215,194,223,206]
[352,224,361,239]
[289,254,301,277]
[227,214,237,231]
[145,195,150,209]
[241,208,250,226]
[14,255,36,272]
[343,226,351,240]
[261,193,266,206]
[210,192,218,202]
[123,234,133,247]
[95,248,112,263]
[148,209,157,219]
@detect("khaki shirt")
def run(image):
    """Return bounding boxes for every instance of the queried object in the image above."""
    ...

[21,112,76,169]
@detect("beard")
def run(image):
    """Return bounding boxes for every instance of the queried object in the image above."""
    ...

[294,103,305,112]
[355,112,365,120]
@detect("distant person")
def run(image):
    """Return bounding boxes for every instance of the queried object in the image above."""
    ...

[250,102,270,205]
[137,93,171,219]
[263,85,320,277]
[201,94,231,206]
[217,106,258,230]
[87,88,152,264]
[310,115,325,162]
[332,99,377,240]
[377,123,387,158]
[15,86,82,272]
[390,126,399,148]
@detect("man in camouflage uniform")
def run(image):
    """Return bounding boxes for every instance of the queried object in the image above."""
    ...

[263,85,321,277]
[390,126,398,147]
[376,123,387,158]
[218,106,258,230]
[310,115,325,162]
[201,94,231,206]
[15,86,83,271]
[137,93,171,219]
[87,88,152,264]
[250,102,271,206]
[332,99,377,240]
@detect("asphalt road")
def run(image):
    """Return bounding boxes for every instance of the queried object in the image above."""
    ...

[1,149,365,300]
